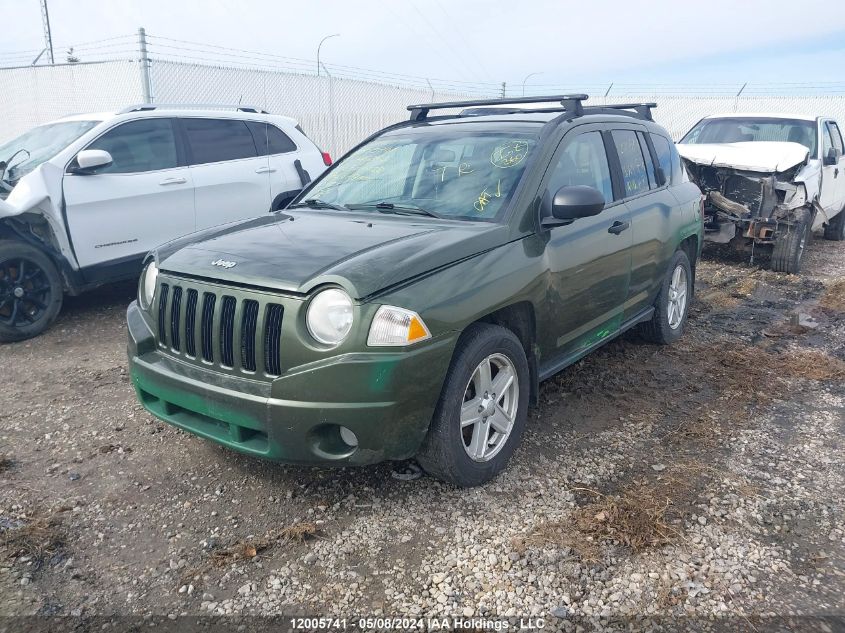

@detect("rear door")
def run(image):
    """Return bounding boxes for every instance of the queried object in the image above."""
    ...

[610,128,679,320]
[181,118,271,230]
[245,121,301,208]
[821,121,845,215]
[63,117,195,271]
[537,126,632,366]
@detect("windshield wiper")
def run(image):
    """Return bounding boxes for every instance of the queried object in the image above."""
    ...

[288,198,351,212]
[349,202,443,219]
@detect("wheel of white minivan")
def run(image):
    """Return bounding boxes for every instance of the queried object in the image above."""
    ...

[416,323,529,487]
[0,240,63,343]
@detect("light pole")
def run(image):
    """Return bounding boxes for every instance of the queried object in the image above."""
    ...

[521,72,542,97]
[317,34,340,77]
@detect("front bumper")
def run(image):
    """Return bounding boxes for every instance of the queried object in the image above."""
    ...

[127,301,456,465]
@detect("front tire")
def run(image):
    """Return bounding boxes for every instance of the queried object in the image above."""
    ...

[823,207,845,241]
[640,249,692,345]
[416,323,529,487]
[772,210,810,273]
[0,240,63,343]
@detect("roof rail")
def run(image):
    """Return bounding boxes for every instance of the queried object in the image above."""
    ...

[119,103,270,114]
[406,95,657,122]
[407,95,589,122]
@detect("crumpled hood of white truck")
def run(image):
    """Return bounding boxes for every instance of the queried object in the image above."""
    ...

[677,141,810,173]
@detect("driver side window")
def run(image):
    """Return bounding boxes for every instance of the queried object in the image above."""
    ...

[547,132,613,203]
[87,119,178,174]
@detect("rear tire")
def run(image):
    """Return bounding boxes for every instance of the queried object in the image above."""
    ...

[823,207,845,241]
[416,323,529,487]
[0,240,63,343]
[772,210,810,273]
[640,249,692,345]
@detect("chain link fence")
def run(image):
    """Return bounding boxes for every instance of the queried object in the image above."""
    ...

[3,55,845,156]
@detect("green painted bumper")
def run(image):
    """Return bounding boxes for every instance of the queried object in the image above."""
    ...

[126,302,456,465]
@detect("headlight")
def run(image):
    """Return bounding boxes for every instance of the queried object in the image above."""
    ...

[367,306,431,346]
[306,288,354,345]
[138,261,158,309]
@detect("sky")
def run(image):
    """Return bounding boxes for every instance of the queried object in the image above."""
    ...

[1,0,845,92]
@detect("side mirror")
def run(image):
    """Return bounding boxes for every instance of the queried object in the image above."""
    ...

[823,147,839,166]
[70,149,113,174]
[543,185,605,227]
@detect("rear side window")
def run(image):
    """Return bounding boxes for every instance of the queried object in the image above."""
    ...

[87,119,178,174]
[246,122,297,155]
[611,130,649,197]
[637,132,657,188]
[183,119,257,164]
[651,134,673,184]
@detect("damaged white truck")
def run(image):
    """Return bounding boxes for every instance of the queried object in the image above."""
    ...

[0,106,328,342]
[678,114,845,273]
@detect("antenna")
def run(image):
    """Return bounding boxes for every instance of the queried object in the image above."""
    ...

[40,0,54,65]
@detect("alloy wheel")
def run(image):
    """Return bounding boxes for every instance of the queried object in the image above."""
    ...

[0,258,53,328]
[667,265,688,330]
[460,353,519,462]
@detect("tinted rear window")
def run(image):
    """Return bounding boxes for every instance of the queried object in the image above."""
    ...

[611,130,649,198]
[246,122,297,155]
[183,119,257,164]
[650,134,673,184]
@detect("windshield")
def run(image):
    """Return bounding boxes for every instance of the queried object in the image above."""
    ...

[0,120,99,183]
[681,117,818,156]
[302,129,538,220]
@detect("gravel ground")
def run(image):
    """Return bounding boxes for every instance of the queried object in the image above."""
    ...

[1,236,844,631]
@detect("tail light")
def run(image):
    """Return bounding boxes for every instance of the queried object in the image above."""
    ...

[321,152,332,166]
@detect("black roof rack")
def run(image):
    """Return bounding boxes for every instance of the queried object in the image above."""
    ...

[406,95,657,122]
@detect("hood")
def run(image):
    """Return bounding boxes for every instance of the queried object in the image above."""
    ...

[157,209,510,299]
[677,141,810,173]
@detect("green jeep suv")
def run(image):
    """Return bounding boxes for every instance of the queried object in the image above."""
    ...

[127,95,703,487]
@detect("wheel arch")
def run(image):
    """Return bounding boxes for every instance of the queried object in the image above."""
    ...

[471,301,539,406]
[678,234,699,297]
[0,216,80,294]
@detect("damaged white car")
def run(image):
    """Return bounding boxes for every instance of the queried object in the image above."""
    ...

[678,114,845,273]
[0,106,329,342]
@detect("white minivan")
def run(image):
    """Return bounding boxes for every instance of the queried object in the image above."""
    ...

[0,105,330,342]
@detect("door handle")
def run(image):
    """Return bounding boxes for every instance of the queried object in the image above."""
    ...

[608,220,630,235]
[255,166,277,174]
[159,177,187,186]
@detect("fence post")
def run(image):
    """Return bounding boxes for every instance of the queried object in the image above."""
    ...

[138,27,152,103]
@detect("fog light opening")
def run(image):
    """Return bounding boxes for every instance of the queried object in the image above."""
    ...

[339,426,358,448]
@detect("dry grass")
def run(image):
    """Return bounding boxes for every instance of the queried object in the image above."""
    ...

[514,475,692,560]
[278,522,319,543]
[820,278,845,313]
[183,522,321,584]
[777,348,845,381]
[1,512,66,565]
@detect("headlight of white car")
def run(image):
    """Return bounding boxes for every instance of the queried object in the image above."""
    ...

[367,306,431,346]
[138,261,158,309]
[306,288,354,345]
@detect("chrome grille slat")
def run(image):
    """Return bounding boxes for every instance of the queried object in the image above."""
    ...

[153,278,285,378]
